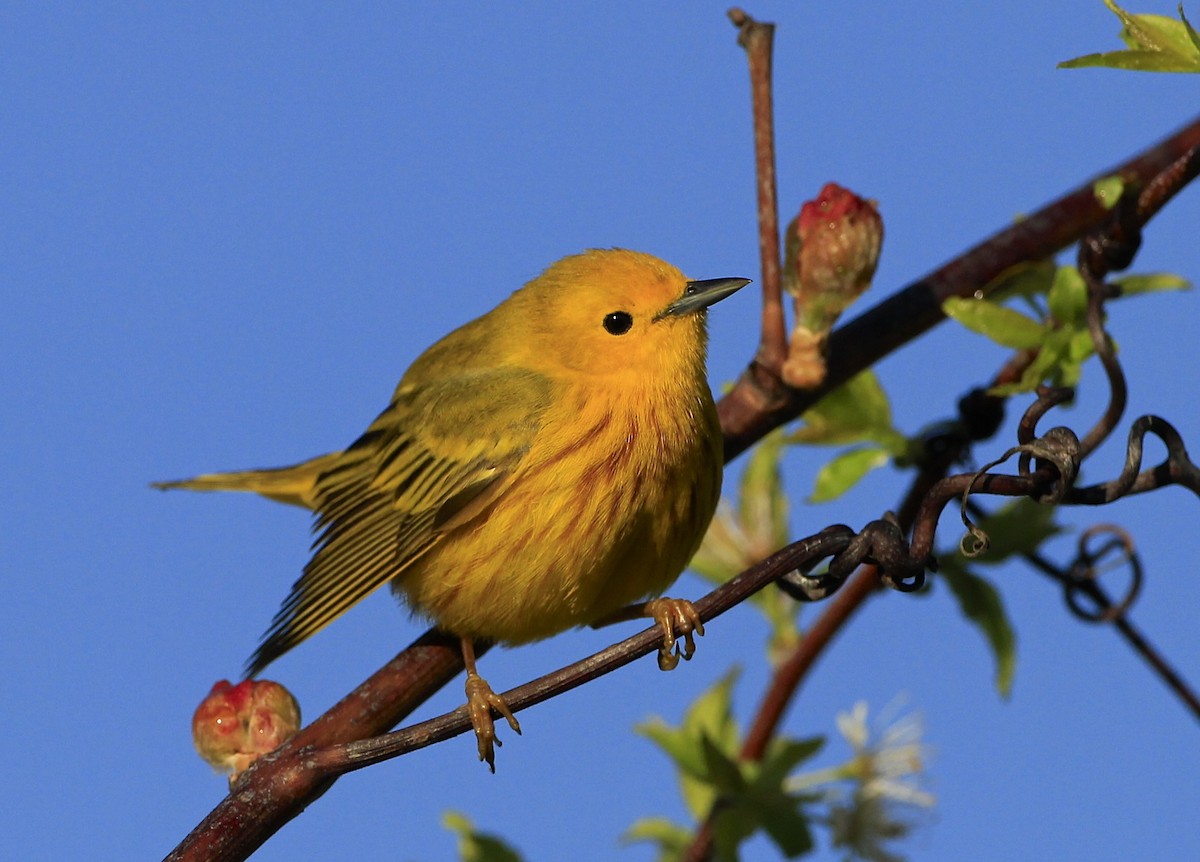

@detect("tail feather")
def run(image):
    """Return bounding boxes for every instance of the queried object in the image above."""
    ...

[151,451,343,510]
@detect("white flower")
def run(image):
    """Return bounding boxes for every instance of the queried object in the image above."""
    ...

[791,699,934,862]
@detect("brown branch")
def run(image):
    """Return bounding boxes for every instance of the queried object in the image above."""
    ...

[729,8,786,375]
[716,8,792,437]
[329,528,853,771]
[164,530,854,862]
[165,629,471,862]
[1075,144,1200,457]
[717,115,1200,462]
[1105,601,1200,720]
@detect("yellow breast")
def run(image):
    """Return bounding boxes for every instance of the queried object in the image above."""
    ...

[396,377,722,644]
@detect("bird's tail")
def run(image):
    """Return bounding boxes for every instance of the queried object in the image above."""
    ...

[151,450,342,510]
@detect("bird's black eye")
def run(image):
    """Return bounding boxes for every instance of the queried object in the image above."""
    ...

[603,311,633,335]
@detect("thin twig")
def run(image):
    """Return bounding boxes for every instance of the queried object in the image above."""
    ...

[164,530,854,862]
[966,503,1200,722]
[330,529,853,771]
[729,8,786,374]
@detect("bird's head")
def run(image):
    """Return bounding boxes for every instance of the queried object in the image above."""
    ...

[510,248,748,382]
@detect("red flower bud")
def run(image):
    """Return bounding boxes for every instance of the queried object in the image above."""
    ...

[782,183,883,387]
[192,679,301,781]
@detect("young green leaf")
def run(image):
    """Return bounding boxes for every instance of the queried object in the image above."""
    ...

[710,808,757,862]
[1092,174,1126,209]
[685,670,741,755]
[443,812,527,862]
[1112,272,1193,295]
[1047,266,1087,325]
[1067,327,1097,363]
[636,670,742,818]
[1184,3,1200,54]
[939,566,1017,698]
[691,432,790,585]
[943,296,1047,349]
[1110,0,1200,54]
[732,737,824,859]
[1059,0,1200,72]
[757,736,827,788]
[791,370,895,446]
[622,817,693,862]
[987,260,1057,311]
[738,432,790,553]
[700,735,748,796]
[809,447,889,503]
[751,790,815,858]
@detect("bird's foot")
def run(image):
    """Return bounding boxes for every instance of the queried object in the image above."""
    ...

[465,670,521,772]
[644,597,705,671]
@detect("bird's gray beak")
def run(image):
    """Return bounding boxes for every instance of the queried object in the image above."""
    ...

[655,277,751,320]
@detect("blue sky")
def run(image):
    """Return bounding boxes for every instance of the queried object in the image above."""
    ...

[4,3,1199,861]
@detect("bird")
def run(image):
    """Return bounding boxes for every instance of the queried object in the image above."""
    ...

[155,248,748,769]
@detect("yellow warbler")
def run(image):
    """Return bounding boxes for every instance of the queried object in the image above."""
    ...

[155,248,747,769]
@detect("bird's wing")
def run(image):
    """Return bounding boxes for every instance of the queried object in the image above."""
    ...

[246,367,552,675]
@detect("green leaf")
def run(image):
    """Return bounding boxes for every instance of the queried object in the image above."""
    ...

[622,817,693,862]
[636,670,741,819]
[700,735,748,796]
[791,370,895,446]
[737,432,789,552]
[756,736,826,788]
[987,259,1057,302]
[688,502,746,585]
[753,792,815,858]
[1059,0,1200,72]
[940,566,1017,698]
[1092,174,1126,210]
[1047,266,1087,325]
[1110,0,1199,55]
[691,433,792,586]
[443,812,526,862]
[1067,326,1097,363]
[936,504,1041,701]
[942,296,1047,349]
[1059,48,1200,71]
[1112,272,1193,295]
[989,328,1080,395]
[686,669,741,754]
[740,737,823,858]
[711,808,756,862]
[637,722,715,819]
[808,446,889,503]
[638,719,707,781]
[1184,3,1200,54]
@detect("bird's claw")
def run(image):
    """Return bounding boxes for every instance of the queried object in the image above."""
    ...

[465,671,521,772]
[644,597,705,672]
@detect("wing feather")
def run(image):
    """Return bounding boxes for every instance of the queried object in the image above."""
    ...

[246,367,551,675]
